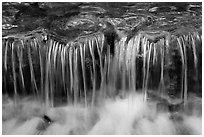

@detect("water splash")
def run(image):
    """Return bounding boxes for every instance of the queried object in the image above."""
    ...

[2,92,202,135]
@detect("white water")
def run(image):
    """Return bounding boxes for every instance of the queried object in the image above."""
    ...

[2,92,202,135]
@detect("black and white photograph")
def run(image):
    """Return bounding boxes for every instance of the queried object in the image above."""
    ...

[2,1,202,135]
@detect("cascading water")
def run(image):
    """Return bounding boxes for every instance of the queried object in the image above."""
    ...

[2,2,202,135]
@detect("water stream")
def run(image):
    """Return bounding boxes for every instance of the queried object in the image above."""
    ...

[2,2,202,135]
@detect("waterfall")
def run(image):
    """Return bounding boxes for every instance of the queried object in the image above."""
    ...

[2,25,202,135]
[2,2,202,135]
[2,28,202,107]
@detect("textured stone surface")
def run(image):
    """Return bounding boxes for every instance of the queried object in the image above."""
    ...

[2,2,202,37]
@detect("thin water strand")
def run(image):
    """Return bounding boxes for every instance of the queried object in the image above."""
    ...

[17,42,25,92]
[11,41,18,97]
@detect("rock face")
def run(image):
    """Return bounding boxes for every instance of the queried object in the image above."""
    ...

[2,2,202,105]
[3,2,201,36]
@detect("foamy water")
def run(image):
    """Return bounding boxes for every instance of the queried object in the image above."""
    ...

[2,93,202,135]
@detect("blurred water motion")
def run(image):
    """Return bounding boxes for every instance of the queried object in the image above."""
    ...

[2,2,202,135]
